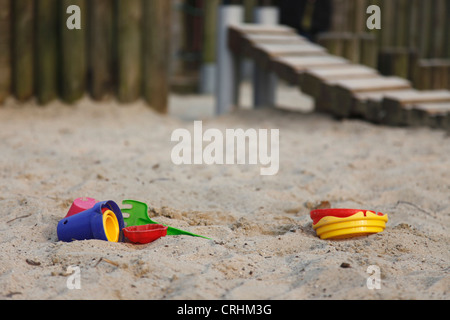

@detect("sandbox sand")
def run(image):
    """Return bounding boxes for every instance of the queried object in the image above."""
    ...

[0,87,448,300]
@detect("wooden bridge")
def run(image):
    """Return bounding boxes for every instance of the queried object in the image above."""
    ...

[225,22,450,130]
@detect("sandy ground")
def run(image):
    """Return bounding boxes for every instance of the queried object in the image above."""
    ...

[0,83,449,300]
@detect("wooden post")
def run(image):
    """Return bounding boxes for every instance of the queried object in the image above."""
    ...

[61,0,87,103]
[359,33,378,68]
[430,59,450,90]
[117,0,142,103]
[0,0,11,104]
[143,0,171,113]
[408,0,421,53]
[330,0,347,32]
[419,0,433,58]
[431,0,446,58]
[379,0,395,49]
[378,48,411,79]
[415,60,434,90]
[35,0,58,105]
[12,0,34,102]
[88,0,115,101]
[317,32,344,56]
[394,0,410,48]
[445,0,450,58]
[342,33,359,63]
[353,0,367,34]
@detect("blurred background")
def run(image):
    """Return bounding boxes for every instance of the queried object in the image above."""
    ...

[0,0,449,113]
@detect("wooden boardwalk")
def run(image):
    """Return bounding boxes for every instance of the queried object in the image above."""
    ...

[228,23,450,130]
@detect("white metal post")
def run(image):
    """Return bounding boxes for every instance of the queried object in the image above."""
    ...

[215,4,244,115]
[253,6,280,108]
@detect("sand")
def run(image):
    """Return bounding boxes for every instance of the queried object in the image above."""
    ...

[0,86,449,300]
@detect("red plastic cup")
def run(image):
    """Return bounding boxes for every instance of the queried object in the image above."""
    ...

[310,208,384,225]
[123,224,168,244]
[65,197,98,218]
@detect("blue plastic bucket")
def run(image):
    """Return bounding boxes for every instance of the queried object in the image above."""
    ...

[57,200,125,242]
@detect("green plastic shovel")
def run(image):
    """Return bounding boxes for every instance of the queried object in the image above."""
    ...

[121,200,211,240]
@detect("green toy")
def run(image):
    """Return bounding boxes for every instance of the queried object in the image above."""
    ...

[121,200,211,239]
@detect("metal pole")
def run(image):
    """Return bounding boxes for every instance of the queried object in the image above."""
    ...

[253,5,279,108]
[215,2,244,115]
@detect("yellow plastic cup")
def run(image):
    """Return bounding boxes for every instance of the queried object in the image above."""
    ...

[312,210,388,240]
[102,210,120,242]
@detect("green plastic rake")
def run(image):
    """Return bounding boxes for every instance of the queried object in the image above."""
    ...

[121,200,211,240]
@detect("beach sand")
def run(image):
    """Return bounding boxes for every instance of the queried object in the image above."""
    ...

[0,85,449,300]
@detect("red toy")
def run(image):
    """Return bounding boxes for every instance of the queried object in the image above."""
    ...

[123,224,168,244]
[65,197,98,218]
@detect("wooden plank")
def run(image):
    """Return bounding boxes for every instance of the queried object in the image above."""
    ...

[381,90,450,125]
[330,76,412,118]
[353,89,418,122]
[61,0,87,103]
[228,23,298,55]
[244,34,307,44]
[12,0,34,101]
[35,0,58,105]
[230,23,296,35]
[142,0,171,113]
[333,76,412,93]
[0,0,11,104]
[249,43,327,69]
[383,89,450,104]
[117,0,142,103]
[302,64,379,98]
[409,102,450,128]
[271,55,349,84]
[89,0,115,100]
[253,43,326,57]
[232,32,309,58]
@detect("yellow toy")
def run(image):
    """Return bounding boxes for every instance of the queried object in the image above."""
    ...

[311,209,388,240]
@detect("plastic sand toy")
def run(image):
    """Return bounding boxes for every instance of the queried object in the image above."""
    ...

[121,200,211,239]
[65,197,98,218]
[310,208,388,240]
[57,200,125,243]
[123,224,168,244]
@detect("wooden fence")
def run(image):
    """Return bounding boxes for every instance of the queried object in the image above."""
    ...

[317,0,450,90]
[0,0,171,113]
